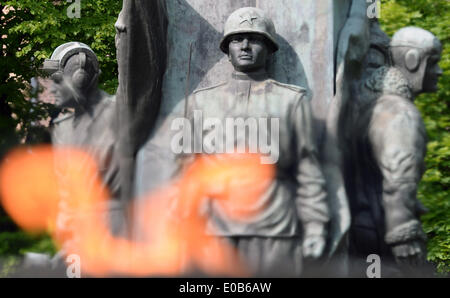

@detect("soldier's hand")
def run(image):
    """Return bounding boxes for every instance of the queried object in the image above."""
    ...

[392,240,427,267]
[302,235,326,260]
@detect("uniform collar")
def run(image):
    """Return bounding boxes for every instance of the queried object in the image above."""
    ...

[232,70,269,82]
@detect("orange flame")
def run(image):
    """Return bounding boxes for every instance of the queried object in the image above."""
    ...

[0,146,274,277]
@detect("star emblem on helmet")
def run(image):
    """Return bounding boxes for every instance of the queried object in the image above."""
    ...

[239,13,258,25]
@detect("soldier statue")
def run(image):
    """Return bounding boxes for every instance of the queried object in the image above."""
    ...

[178,7,330,277]
[42,42,124,236]
[348,27,443,276]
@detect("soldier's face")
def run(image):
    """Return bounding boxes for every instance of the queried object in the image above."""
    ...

[50,71,77,109]
[422,51,443,93]
[228,33,269,73]
[50,55,93,108]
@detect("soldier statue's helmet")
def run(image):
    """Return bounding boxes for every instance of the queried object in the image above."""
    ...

[220,7,279,54]
[42,42,99,75]
[390,26,441,54]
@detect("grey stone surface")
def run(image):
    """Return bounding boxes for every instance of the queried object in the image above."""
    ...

[321,1,371,273]
[115,0,168,204]
[22,253,52,269]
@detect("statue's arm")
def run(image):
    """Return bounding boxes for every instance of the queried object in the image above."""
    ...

[369,99,428,263]
[292,96,330,258]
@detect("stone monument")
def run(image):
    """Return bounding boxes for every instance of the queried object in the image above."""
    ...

[10,0,441,278]
[110,0,441,277]
[116,0,357,268]
[43,42,124,236]
[173,7,330,277]
[346,27,442,276]
[113,0,367,277]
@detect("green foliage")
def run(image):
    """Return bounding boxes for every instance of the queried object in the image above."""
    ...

[2,0,121,93]
[0,207,56,257]
[0,231,56,277]
[381,0,450,274]
[0,231,56,256]
[0,255,21,277]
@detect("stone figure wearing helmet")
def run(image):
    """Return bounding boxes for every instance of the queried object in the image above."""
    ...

[178,7,329,277]
[348,27,443,276]
[43,42,124,240]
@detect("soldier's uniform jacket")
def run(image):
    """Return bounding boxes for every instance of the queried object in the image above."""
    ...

[51,90,126,240]
[52,90,120,199]
[350,66,428,254]
[185,71,329,237]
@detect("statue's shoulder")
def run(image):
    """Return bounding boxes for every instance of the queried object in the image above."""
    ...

[375,93,421,122]
[98,91,116,111]
[53,112,74,125]
[365,66,413,101]
[102,90,116,103]
[268,79,307,96]
[193,82,228,95]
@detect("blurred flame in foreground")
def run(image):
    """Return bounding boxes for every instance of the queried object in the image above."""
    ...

[0,146,274,277]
